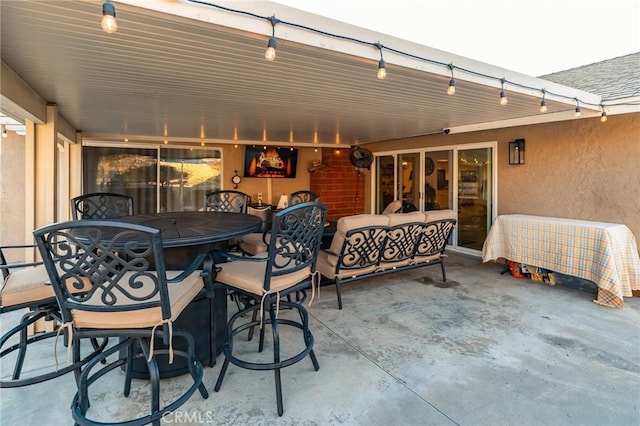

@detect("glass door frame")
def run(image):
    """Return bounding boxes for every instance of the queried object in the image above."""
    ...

[82,141,225,213]
[371,141,498,255]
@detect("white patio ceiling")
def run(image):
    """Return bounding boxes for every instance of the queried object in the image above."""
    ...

[0,0,602,147]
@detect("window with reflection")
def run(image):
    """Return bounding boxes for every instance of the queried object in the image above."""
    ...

[160,148,222,212]
[83,146,222,214]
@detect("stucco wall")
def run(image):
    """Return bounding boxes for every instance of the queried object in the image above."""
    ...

[368,113,640,241]
[223,146,321,206]
[0,132,27,261]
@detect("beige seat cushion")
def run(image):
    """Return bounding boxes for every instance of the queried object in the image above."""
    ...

[379,259,414,270]
[316,251,377,280]
[382,200,403,215]
[424,209,457,222]
[413,253,443,264]
[215,256,311,296]
[1,264,91,308]
[0,265,54,307]
[385,211,425,226]
[237,232,269,256]
[71,270,204,329]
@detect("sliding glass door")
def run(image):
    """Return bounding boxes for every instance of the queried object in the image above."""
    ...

[376,155,396,212]
[398,152,421,211]
[457,147,493,251]
[424,150,453,211]
[373,143,495,254]
[159,148,222,212]
[83,145,222,214]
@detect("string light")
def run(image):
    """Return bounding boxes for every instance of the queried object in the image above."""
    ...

[539,89,548,113]
[375,43,387,80]
[499,79,508,105]
[100,0,118,34]
[185,0,627,118]
[265,16,280,61]
[574,98,582,117]
[600,105,608,122]
[2,126,7,138]
[447,64,456,95]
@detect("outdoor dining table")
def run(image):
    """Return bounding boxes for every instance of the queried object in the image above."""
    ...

[482,214,640,307]
[104,211,262,377]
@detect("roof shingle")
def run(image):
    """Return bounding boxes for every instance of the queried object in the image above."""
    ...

[540,52,640,99]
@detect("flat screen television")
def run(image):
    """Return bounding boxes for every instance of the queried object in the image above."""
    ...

[243,146,298,178]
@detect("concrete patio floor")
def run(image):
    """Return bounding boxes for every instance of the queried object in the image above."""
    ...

[1,252,639,425]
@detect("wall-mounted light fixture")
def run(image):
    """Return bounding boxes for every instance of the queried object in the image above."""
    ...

[508,139,525,165]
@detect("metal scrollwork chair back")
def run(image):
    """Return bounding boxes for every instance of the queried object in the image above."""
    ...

[71,192,134,220]
[212,201,327,416]
[0,243,107,388]
[289,190,319,206]
[33,220,211,425]
[204,190,249,213]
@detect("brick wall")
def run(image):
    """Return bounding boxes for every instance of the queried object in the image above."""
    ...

[310,148,365,222]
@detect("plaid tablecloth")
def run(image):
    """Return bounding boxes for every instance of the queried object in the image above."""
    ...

[482,214,640,307]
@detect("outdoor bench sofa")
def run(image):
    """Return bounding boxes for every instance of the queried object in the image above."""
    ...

[316,209,457,309]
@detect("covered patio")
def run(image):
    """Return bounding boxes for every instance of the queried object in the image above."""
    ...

[3,0,637,258]
[2,252,639,425]
[1,1,639,424]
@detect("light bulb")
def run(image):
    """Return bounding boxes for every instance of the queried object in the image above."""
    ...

[447,79,456,95]
[377,59,387,80]
[101,15,118,33]
[101,2,118,34]
[600,111,608,122]
[539,99,547,113]
[574,106,582,117]
[2,129,7,138]
[499,90,508,105]
[265,37,277,61]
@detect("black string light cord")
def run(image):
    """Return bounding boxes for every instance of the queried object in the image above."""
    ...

[186,0,636,111]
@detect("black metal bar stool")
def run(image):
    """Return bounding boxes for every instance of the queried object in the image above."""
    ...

[212,201,327,416]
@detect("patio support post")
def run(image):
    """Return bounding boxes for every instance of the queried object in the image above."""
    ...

[34,104,57,229]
